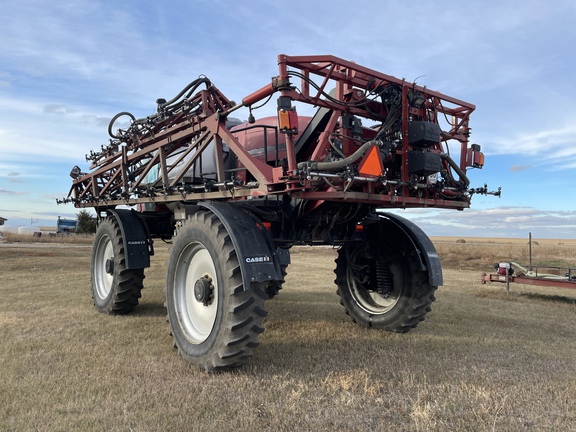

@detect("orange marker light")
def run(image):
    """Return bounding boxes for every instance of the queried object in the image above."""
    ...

[466,147,485,168]
[278,108,299,134]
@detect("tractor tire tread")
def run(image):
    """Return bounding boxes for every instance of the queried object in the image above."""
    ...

[91,217,144,315]
[166,210,268,372]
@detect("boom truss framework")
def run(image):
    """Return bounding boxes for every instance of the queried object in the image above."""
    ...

[63,55,494,211]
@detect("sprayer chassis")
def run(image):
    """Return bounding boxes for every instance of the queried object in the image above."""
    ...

[63,55,493,371]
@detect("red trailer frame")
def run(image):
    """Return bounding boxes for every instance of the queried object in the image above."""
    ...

[482,265,576,291]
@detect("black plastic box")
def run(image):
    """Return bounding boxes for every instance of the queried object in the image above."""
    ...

[408,121,440,147]
[408,151,442,176]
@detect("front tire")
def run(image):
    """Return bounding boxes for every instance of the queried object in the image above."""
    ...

[335,243,436,332]
[165,211,268,372]
[91,218,144,314]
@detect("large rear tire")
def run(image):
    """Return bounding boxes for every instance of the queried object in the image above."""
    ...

[165,211,268,372]
[335,243,436,332]
[91,218,144,314]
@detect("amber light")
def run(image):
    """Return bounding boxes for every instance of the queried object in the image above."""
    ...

[277,108,299,134]
[467,144,484,169]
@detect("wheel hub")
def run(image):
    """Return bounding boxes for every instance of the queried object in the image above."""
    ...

[194,274,214,306]
[105,258,114,275]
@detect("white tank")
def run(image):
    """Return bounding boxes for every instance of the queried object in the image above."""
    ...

[18,226,41,235]
[0,225,19,234]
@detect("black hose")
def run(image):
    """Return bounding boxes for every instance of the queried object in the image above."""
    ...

[297,139,381,171]
[441,153,470,187]
[108,112,136,139]
[159,77,212,108]
[107,78,213,140]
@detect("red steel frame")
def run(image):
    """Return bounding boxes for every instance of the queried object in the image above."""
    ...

[65,54,478,211]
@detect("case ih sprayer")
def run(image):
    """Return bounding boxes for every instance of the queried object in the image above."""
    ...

[61,55,498,371]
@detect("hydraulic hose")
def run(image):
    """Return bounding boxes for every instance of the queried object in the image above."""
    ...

[159,77,212,108]
[440,153,470,187]
[297,139,381,171]
[107,78,213,140]
[108,112,136,139]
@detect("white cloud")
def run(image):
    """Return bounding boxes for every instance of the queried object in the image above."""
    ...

[0,96,113,162]
[396,206,576,238]
[510,165,532,172]
[507,124,576,155]
[0,187,27,196]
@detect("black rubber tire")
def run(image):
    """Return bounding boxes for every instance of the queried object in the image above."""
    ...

[334,244,436,332]
[266,265,288,299]
[91,217,144,314]
[165,211,268,372]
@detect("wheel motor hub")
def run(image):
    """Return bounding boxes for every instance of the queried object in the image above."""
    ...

[194,274,214,305]
[105,258,114,275]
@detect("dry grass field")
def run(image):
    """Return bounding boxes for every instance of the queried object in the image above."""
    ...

[1,236,575,431]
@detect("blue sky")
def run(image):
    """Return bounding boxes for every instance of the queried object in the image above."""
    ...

[1,0,575,239]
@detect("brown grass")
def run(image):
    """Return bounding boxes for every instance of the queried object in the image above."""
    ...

[1,232,94,245]
[1,241,575,431]
[433,237,576,271]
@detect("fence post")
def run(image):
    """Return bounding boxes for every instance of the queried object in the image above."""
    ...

[529,232,532,270]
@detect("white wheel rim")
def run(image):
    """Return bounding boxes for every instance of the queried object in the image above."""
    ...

[175,242,218,344]
[94,234,114,299]
[350,261,402,314]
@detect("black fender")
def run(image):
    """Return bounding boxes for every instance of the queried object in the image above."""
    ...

[107,209,152,269]
[365,212,443,286]
[197,202,289,289]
